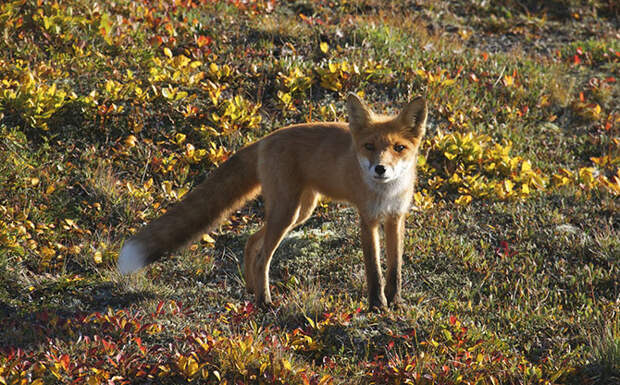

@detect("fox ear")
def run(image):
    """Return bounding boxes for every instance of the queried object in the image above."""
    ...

[346,93,371,132]
[398,96,427,138]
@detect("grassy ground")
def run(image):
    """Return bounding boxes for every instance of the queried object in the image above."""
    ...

[0,0,618,384]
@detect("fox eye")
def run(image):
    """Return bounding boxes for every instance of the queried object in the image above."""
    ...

[364,143,375,151]
[393,144,406,152]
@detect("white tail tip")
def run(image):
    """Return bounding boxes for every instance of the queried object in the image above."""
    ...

[118,240,147,274]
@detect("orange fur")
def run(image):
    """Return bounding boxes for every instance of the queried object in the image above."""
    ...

[118,93,427,310]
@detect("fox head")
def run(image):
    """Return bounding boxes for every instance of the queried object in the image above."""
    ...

[347,93,427,186]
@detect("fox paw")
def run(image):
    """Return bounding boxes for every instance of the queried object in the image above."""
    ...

[388,296,405,310]
[254,293,274,309]
[368,295,388,312]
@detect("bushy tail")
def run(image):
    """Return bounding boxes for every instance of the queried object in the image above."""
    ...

[118,142,261,274]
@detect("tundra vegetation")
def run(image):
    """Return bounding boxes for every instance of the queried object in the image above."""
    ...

[0,0,618,384]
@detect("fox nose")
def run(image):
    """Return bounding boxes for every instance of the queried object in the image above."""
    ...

[374,165,386,175]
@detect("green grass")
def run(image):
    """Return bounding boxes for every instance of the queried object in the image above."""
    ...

[0,0,618,384]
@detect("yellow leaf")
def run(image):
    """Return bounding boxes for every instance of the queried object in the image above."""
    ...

[455,195,472,206]
[521,160,531,174]
[552,174,569,187]
[163,47,173,58]
[162,180,173,195]
[40,246,55,259]
[142,178,153,190]
[202,233,215,244]
[177,186,189,198]
[94,251,102,264]
[320,42,329,54]
[579,167,595,185]
[277,90,292,105]
[521,183,530,195]
[175,133,186,144]
[282,358,292,371]
[174,54,191,68]
[186,356,198,377]
[601,172,620,194]
[125,135,137,147]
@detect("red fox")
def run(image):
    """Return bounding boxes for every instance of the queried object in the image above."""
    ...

[118,93,427,310]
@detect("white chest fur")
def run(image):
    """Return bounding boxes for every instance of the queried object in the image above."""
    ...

[363,174,413,219]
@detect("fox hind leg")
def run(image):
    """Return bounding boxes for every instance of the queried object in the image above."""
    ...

[243,226,265,295]
[293,190,319,228]
[246,190,318,301]
[253,201,301,306]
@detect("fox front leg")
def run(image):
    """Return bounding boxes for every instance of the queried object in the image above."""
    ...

[360,217,388,311]
[385,214,405,308]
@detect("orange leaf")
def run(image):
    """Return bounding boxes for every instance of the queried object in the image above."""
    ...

[60,354,70,371]
[196,35,212,48]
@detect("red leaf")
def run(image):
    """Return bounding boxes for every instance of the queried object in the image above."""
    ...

[455,65,463,77]
[60,354,70,371]
[156,300,165,315]
[101,338,112,351]
[107,356,118,368]
[572,55,581,65]
[449,315,457,325]
[576,47,583,55]
[196,35,212,48]
[301,373,311,385]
